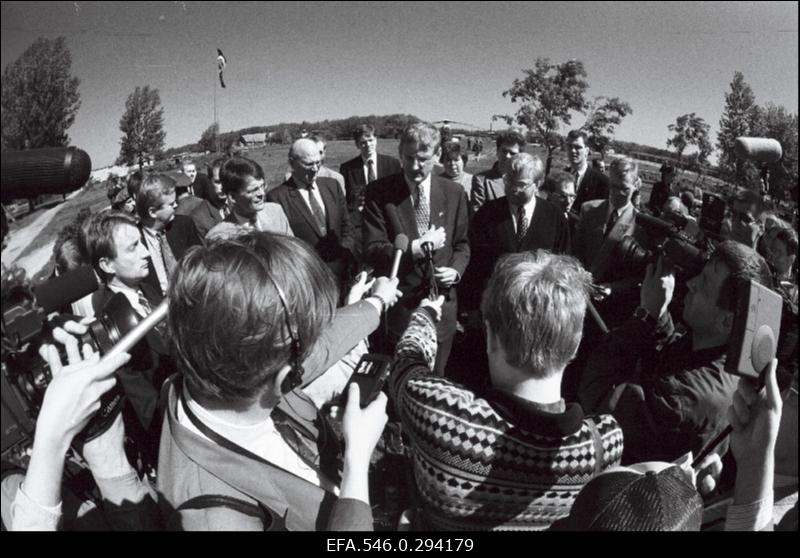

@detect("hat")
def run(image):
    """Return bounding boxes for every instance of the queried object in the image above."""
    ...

[559,464,703,531]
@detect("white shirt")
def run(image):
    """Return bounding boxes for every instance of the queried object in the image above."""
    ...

[509,196,537,235]
[572,163,588,190]
[177,390,339,494]
[297,180,327,220]
[140,226,168,295]
[405,173,432,209]
[362,154,378,184]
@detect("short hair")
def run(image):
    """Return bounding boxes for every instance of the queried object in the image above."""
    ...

[399,122,441,153]
[440,142,468,165]
[507,152,545,184]
[136,174,176,220]
[609,157,639,184]
[168,232,338,404]
[680,190,695,210]
[83,210,138,283]
[494,128,526,150]
[709,240,773,312]
[591,158,605,170]
[663,196,688,216]
[206,157,227,178]
[541,171,576,194]
[53,237,84,276]
[480,251,592,376]
[219,156,265,196]
[126,171,144,199]
[353,123,376,143]
[565,129,589,145]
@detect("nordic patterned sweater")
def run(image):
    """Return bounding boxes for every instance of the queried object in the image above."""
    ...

[388,308,624,531]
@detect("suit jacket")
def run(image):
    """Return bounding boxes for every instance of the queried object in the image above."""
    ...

[569,166,610,213]
[140,216,202,296]
[189,199,225,241]
[362,172,470,340]
[222,202,294,236]
[464,197,569,311]
[175,195,204,218]
[340,153,402,213]
[470,162,505,214]
[266,177,355,282]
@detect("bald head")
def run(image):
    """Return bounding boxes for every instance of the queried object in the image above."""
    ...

[289,138,323,187]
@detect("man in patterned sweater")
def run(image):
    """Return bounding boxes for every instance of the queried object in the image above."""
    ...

[389,251,624,530]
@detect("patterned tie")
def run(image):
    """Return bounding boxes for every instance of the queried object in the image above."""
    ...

[136,290,152,316]
[367,158,376,183]
[516,205,529,246]
[157,231,177,275]
[307,184,327,235]
[414,183,430,237]
[604,209,618,239]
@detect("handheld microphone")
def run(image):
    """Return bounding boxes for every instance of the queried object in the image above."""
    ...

[421,241,435,260]
[390,234,409,279]
[734,137,783,164]
[1,147,92,203]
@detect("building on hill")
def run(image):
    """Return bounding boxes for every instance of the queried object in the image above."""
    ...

[239,133,268,149]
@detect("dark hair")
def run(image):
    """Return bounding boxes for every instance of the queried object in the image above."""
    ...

[495,128,526,150]
[127,171,144,199]
[541,171,576,194]
[168,232,338,404]
[710,241,773,311]
[53,208,92,275]
[440,142,468,165]
[83,210,139,283]
[219,156,265,196]
[565,129,589,145]
[353,123,376,143]
[206,156,227,179]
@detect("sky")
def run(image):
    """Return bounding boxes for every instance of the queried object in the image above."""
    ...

[1,1,797,168]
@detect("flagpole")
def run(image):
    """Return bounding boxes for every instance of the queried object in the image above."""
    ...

[213,56,219,153]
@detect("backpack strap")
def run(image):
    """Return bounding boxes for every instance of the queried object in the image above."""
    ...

[170,494,285,531]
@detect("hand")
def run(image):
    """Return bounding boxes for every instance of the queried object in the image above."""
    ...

[420,295,445,322]
[675,451,722,496]
[82,412,129,479]
[342,383,388,464]
[640,255,674,320]
[346,271,375,305]
[728,359,782,470]
[419,225,446,251]
[35,327,130,451]
[370,276,402,309]
[434,267,459,288]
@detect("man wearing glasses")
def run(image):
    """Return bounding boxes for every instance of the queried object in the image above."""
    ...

[268,139,355,288]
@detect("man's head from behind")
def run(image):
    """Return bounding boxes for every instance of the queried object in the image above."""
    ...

[220,157,267,219]
[136,174,177,229]
[481,251,592,380]
[84,210,150,287]
[503,152,544,207]
[168,232,338,406]
[399,123,441,186]
[682,240,773,343]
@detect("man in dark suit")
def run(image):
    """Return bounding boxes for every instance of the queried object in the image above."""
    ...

[267,139,356,287]
[467,153,569,312]
[470,128,527,214]
[340,123,401,258]
[363,122,470,375]
[565,129,609,213]
[135,174,202,296]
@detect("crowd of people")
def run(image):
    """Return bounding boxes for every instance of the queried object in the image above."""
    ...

[0,121,796,532]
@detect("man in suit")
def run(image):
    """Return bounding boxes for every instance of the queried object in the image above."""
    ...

[565,129,609,213]
[267,139,356,288]
[467,153,569,309]
[340,124,402,259]
[363,122,470,376]
[214,156,294,236]
[573,156,646,328]
[135,174,202,296]
[189,157,231,241]
[647,164,676,216]
[470,128,526,214]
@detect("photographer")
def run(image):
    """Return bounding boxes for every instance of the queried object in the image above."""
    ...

[158,232,400,530]
[579,241,774,465]
[4,324,157,530]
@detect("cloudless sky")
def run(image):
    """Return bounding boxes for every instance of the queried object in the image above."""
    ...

[2,1,797,167]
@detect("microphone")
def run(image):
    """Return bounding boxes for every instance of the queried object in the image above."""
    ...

[421,241,435,260]
[1,147,92,203]
[33,265,99,314]
[734,137,783,164]
[389,234,408,280]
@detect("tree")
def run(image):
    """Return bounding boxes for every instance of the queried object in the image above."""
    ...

[752,103,798,200]
[667,113,712,169]
[1,36,81,150]
[495,58,589,176]
[117,85,166,166]
[582,96,633,156]
[716,72,760,186]
[198,122,219,152]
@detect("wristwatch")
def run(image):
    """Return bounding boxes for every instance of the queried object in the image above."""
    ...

[634,306,658,326]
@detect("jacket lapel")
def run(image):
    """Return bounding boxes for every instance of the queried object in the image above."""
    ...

[499,200,517,251]
[286,178,323,237]
[317,180,336,231]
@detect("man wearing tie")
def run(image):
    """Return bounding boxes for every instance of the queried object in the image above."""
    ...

[363,122,470,375]
[565,129,609,214]
[267,139,356,288]
[340,124,402,258]
[217,156,293,235]
[136,174,201,296]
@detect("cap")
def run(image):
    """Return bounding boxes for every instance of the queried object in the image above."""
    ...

[559,464,702,531]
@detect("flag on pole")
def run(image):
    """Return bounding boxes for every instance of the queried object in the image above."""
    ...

[217,48,227,88]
